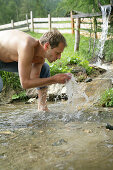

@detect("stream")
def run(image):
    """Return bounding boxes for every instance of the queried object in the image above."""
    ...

[0,102,113,170]
[1,4,113,170]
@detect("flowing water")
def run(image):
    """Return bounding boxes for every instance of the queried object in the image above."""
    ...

[0,101,113,170]
[66,75,89,111]
[96,5,111,67]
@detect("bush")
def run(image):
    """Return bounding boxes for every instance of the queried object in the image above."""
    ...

[78,60,92,74]
[103,39,113,62]
[100,88,113,107]
[0,71,21,90]
[12,91,28,101]
[50,60,70,76]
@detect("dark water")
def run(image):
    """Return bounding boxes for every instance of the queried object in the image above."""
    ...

[0,102,113,170]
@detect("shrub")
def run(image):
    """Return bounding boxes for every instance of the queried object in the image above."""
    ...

[78,60,92,74]
[12,91,28,101]
[0,71,21,90]
[100,88,113,107]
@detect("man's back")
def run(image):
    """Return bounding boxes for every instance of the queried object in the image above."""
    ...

[0,30,36,62]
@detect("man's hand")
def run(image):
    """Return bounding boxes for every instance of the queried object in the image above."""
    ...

[53,73,72,84]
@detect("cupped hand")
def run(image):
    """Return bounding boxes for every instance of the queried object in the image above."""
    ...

[53,73,72,84]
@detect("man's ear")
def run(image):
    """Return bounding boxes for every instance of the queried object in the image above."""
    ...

[44,42,50,50]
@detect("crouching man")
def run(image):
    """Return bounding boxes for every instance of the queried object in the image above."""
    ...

[0,29,71,111]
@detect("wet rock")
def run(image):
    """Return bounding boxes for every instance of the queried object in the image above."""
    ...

[83,129,92,133]
[0,131,13,135]
[26,88,37,98]
[0,87,15,104]
[85,77,92,83]
[85,78,112,105]
[106,123,113,130]
[47,84,66,101]
[77,73,87,82]
[0,153,6,159]
[71,66,86,74]
[52,139,67,146]
[25,98,37,104]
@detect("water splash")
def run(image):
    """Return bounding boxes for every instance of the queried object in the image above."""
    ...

[96,5,111,66]
[65,75,89,111]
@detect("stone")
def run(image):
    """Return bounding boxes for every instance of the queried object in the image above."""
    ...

[71,66,86,74]
[47,84,66,101]
[26,88,37,98]
[85,77,92,83]
[52,139,67,146]
[85,78,112,105]
[0,87,15,104]
[25,98,37,104]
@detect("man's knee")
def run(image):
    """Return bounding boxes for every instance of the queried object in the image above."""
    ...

[0,76,3,92]
[37,63,50,90]
[40,63,50,78]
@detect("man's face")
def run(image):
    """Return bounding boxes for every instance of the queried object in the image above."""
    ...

[46,42,65,63]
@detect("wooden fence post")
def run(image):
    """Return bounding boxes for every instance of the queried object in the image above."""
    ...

[70,11,75,34]
[93,17,97,39]
[26,14,29,31]
[30,11,34,32]
[74,18,81,52]
[48,14,51,31]
[11,20,14,29]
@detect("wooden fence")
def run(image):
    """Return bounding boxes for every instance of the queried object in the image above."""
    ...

[0,11,102,35]
[0,11,72,33]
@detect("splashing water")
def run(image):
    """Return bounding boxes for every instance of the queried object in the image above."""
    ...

[96,5,111,66]
[66,75,89,111]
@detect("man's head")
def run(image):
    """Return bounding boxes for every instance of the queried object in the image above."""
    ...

[40,29,67,63]
[40,29,67,49]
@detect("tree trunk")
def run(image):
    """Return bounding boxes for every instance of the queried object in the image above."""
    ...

[74,18,80,52]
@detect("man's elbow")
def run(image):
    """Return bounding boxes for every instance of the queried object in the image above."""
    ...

[21,80,30,89]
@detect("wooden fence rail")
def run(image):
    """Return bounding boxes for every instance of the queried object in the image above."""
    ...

[0,11,103,35]
[0,12,72,33]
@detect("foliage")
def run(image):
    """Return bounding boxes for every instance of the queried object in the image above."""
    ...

[78,60,92,74]
[67,56,81,65]
[0,0,61,24]
[100,88,113,107]
[55,0,111,16]
[50,60,70,76]
[0,71,21,90]
[103,39,113,62]
[12,91,28,101]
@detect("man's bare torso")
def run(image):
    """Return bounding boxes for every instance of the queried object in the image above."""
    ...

[0,30,43,64]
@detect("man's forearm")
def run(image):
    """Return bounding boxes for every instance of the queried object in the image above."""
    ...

[21,76,55,89]
[20,73,72,89]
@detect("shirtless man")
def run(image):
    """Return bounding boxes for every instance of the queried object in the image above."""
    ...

[0,29,71,111]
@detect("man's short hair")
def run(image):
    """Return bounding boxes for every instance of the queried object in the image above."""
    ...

[39,29,67,49]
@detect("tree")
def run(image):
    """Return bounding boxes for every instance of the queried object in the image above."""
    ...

[55,0,111,16]
[0,0,18,24]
